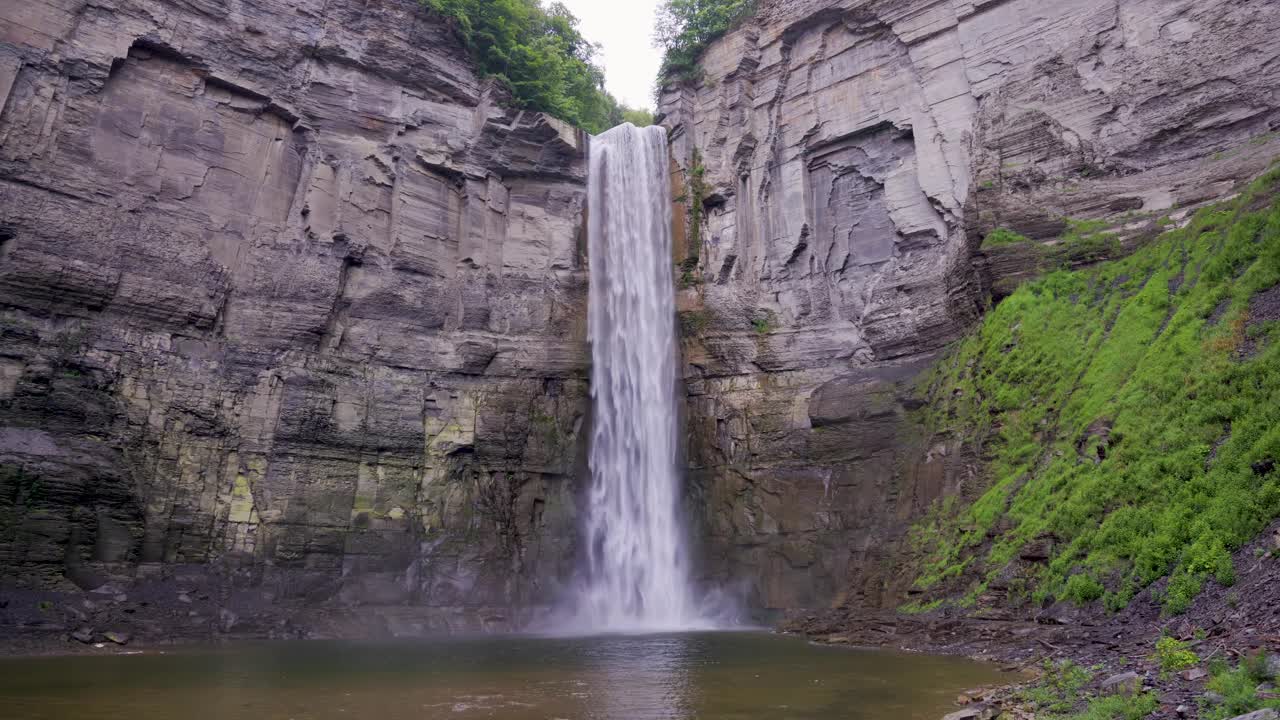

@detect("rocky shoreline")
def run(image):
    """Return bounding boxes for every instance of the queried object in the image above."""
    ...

[785,520,1280,720]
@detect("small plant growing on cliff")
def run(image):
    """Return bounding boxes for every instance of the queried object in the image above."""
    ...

[678,310,710,336]
[678,256,700,288]
[751,310,775,335]
[982,227,1031,248]
[1153,636,1199,676]
[684,147,708,264]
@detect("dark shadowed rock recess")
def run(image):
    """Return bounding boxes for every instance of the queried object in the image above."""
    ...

[659,0,1280,614]
[0,0,591,638]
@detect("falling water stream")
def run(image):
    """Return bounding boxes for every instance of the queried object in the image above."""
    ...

[570,122,704,632]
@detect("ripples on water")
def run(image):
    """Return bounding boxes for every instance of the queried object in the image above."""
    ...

[0,632,1005,720]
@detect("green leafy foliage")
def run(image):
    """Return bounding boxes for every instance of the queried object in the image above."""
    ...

[621,106,655,127]
[1064,573,1106,604]
[910,167,1280,614]
[423,0,651,133]
[1153,636,1199,676]
[655,0,757,83]
[984,227,1033,247]
[685,146,707,262]
[1021,660,1095,715]
[679,310,710,336]
[1020,661,1157,720]
[1243,649,1277,684]
[1068,693,1159,720]
[1200,655,1280,720]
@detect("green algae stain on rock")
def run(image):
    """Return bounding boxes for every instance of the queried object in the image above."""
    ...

[228,474,258,525]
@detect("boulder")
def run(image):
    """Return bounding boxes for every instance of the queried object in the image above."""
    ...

[103,631,131,646]
[1223,710,1278,720]
[942,704,998,720]
[1100,672,1144,696]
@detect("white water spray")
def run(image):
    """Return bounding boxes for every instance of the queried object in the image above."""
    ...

[567,122,708,632]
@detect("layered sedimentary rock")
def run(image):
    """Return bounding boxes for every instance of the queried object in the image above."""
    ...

[661,0,1280,611]
[0,0,590,628]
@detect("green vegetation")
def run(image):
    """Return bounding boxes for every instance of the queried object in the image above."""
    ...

[1064,573,1106,604]
[684,147,708,264]
[981,219,1120,265]
[678,258,700,288]
[1153,636,1199,676]
[752,310,775,335]
[422,0,652,133]
[1021,660,1095,715]
[1056,218,1123,265]
[1200,653,1280,720]
[1068,693,1160,720]
[679,310,710,336]
[1020,660,1158,720]
[621,106,655,127]
[655,0,757,83]
[983,227,1033,247]
[910,165,1280,614]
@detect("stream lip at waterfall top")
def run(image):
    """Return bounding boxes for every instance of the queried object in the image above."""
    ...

[0,631,1008,720]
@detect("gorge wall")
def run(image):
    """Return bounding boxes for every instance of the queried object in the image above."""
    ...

[0,0,592,632]
[660,0,1280,612]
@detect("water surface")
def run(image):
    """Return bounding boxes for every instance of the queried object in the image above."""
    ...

[0,632,1004,720]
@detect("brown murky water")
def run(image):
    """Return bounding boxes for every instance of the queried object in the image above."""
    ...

[0,632,1005,719]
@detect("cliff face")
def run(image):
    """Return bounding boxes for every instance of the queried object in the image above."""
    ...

[0,0,591,629]
[5,0,1279,639]
[661,0,1280,611]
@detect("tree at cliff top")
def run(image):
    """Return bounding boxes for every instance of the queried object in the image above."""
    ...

[423,0,649,133]
[909,166,1280,616]
[621,106,656,128]
[655,0,757,83]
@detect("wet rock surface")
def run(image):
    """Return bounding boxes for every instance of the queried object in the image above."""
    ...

[0,0,591,632]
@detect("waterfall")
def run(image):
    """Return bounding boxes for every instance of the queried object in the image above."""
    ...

[569,122,706,632]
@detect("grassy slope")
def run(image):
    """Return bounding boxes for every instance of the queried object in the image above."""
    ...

[909,167,1280,615]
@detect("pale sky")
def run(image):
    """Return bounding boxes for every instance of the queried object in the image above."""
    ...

[558,0,664,110]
